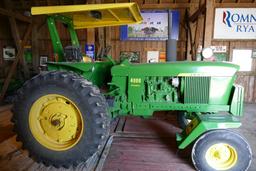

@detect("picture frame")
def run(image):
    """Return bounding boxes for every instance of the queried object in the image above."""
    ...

[120,51,140,63]
[40,56,48,66]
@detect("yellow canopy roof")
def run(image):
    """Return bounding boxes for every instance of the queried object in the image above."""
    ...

[31,3,143,29]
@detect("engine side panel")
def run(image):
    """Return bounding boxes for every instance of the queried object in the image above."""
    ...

[109,61,239,117]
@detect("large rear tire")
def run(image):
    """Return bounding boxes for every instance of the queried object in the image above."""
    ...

[12,71,110,168]
[192,129,252,171]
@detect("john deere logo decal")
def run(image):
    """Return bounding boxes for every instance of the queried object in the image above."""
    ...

[222,10,256,32]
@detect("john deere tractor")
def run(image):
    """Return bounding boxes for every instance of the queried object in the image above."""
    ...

[12,3,252,171]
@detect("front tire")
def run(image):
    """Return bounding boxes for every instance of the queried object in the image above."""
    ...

[192,129,252,171]
[12,71,110,168]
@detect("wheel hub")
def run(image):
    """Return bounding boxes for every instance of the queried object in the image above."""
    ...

[50,113,66,129]
[29,94,84,151]
[205,143,238,170]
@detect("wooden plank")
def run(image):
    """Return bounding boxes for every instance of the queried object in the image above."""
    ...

[254,77,256,103]
[102,137,194,171]
[248,76,255,103]
[32,18,40,73]
[0,104,12,113]
[141,3,199,9]
[86,28,95,44]
[0,110,12,127]
[0,8,31,23]
[189,3,206,23]
[9,17,30,79]
[95,136,114,171]
[193,15,204,60]
[9,17,21,49]
[203,0,214,48]
[215,2,256,7]
[115,117,126,133]
[0,136,21,159]
[237,71,256,76]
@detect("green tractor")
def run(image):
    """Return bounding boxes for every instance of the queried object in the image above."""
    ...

[12,3,252,171]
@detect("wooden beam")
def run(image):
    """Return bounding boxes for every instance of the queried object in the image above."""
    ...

[9,17,30,79]
[32,18,40,73]
[193,16,204,60]
[46,0,50,6]
[0,8,31,23]
[19,0,25,9]
[0,24,32,102]
[184,8,194,61]
[203,0,214,48]
[87,29,95,44]
[105,27,111,48]
[9,17,21,49]
[0,104,12,113]
[215,3,256,7]
[141,3,199,9]
[32,0,38,6]
[189,3,206,23]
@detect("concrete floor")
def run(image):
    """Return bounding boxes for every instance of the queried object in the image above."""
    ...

[238,103,256,171]
[0,103,255,171]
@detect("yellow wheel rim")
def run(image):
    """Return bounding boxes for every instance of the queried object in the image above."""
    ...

[29,94,84,151]
[205,143,238,170]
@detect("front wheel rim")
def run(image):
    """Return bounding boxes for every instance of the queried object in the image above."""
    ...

[29,94,84,151]
[205,143,238,170]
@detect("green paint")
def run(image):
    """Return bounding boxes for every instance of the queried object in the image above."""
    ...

[47,60,113,88]
[47,15,80,62]
[177,114,241,149]
[230,85,244,116]
[45,14,245,149]
[107,61,239,117]
[47,16,64,61]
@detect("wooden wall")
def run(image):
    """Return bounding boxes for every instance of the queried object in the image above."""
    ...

[0,0,255,103]
[106,7,188,62]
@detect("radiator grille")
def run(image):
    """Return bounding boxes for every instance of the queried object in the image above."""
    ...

[184,77,210,104]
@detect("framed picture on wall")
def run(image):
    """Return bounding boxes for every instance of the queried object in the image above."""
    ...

[120,51,140,63]
[40,56,48,66]
[147,51,159,63]
[3,47,15,60]
[120,10,180,41]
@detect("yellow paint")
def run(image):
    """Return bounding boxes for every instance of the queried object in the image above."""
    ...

[131,84,141,87]
[29,94,84,151]
[205,143,238,170]
[31,3,143,29]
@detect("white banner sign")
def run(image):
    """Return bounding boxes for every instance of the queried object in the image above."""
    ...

[214,8,256,39]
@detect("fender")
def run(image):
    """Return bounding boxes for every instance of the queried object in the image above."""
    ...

[176,114,241,149]
[47,61,113,87]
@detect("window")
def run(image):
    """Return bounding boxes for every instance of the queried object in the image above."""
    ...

[232,49,252,71]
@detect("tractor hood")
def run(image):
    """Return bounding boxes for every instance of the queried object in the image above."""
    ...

[111,61,239,77]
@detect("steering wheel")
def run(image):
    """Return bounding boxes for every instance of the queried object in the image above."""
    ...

[97,46,116,64]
